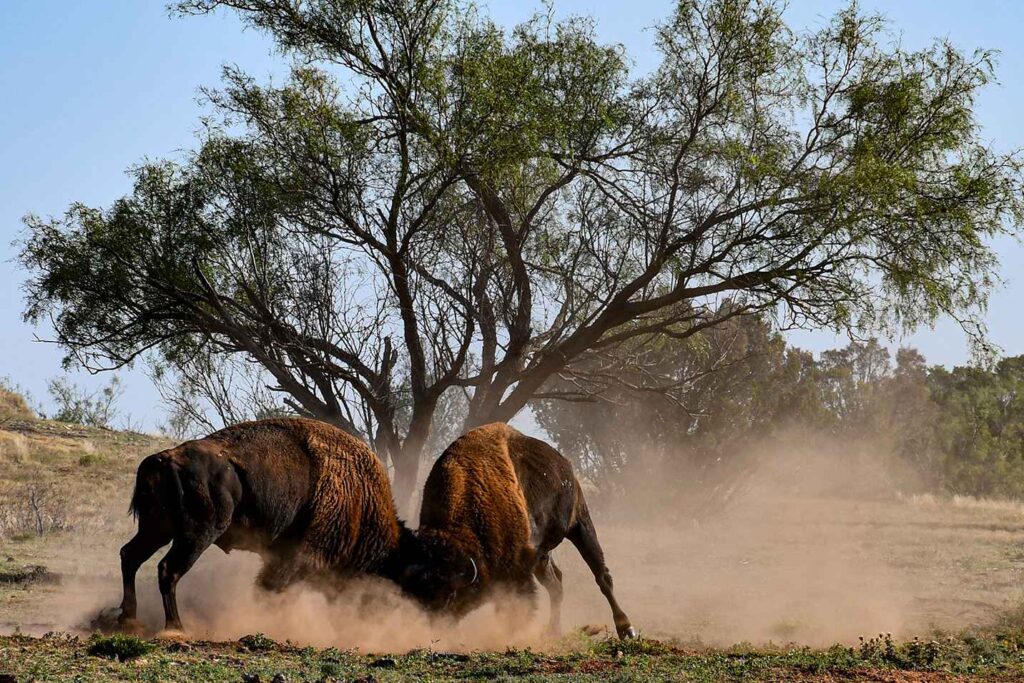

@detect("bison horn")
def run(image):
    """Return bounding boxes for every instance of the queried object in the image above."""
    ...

[468,557,478,585]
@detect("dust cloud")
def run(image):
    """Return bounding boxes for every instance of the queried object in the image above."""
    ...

[559,434,916,646]
[31,429,1024,651]
[127,554,547,651]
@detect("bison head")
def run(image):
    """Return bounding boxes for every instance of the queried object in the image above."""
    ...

[400,541,479,612]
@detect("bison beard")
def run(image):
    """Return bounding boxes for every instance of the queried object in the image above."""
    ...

[117,418,406,632]
[399,423,637,639]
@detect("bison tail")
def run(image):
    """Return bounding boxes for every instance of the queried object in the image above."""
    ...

[128,451,185,522]
[128,479,142,519]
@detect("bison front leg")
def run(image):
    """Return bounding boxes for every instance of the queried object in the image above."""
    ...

[534,554,564,637]
[255,540,316,594]
[256,557,303,593]
[568,519,637,639]
[157,533,218,632]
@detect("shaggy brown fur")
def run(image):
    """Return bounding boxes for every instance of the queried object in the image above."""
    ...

[401,423,636,639]
[117,417,405,632]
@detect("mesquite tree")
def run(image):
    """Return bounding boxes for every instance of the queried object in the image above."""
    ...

[20,0,1023,507]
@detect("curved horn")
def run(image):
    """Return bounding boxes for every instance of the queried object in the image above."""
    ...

[469,557,478,585]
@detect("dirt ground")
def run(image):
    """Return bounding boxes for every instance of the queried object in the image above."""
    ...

[2,418,1024,652]
[560,495,1024,646]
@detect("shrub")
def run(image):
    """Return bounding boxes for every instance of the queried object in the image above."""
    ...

[238,633,276,652]
[87,633,154,661]
[47,375,122,428]
[78,453,106,467]
[0,483,71,540]
[0,378,34,420]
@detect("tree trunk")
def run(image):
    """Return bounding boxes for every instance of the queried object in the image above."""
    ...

[391,444,422,520]
[390,398,438,519]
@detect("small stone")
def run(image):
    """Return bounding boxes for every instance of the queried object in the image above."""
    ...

[271,674,288,683]
[241,673,261,683]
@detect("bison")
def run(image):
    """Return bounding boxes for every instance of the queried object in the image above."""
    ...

[399,422,636,639]
[117,417,407,632]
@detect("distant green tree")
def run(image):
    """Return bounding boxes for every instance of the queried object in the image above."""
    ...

[20,0,1023,506]
[814,341,939,484]
[929,357,1024,498]
[889,348,940,475]
[817,339,892,427]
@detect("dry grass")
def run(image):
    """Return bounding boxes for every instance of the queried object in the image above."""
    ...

[0,431,29,464]
[906,492,1024,516]
[0,387,33,421]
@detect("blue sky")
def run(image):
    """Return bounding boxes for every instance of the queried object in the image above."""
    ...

[2,1,1023,430]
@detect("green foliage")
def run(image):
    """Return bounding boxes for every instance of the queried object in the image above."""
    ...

[592,636,675,657]
[86,633,154,661]
[46,376,122,428]
[77,453,106,468]
[238,632,277,652]
[6,630,1024,681]
[929,357,1024,498]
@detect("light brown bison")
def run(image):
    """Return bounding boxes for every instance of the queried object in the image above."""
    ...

[399,423,636,639]
[117,417,406,632]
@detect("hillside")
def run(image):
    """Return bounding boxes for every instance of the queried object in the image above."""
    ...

[0,408,167,630]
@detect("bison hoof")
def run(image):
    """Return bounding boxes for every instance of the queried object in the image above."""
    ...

[90,607,129,633]
[156,628,188,641]
[618,625,638,640]
[117,617,146,635]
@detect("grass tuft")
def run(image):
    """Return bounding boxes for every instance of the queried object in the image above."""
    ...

[593,635,676,657]
[77,452,106,467]
[86,633,154,661]
[238,632,277,652]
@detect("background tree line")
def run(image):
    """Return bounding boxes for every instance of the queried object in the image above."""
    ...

[536,309,1024,510]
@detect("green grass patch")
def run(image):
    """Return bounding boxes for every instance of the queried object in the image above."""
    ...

[86,633,155,661]
[238,632,277,652]
[77,452,106,467]
[2,630,1024,682]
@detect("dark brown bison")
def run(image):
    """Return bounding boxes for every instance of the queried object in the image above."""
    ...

[399,422,636,639]
[117,417,406,632]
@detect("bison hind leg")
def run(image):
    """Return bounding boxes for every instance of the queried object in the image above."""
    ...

[567,515,636,640]
[118,515,172,629]
[534,553,564,638]
[158,531,221,633]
